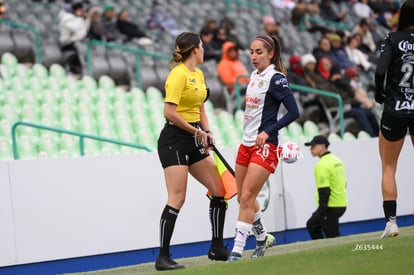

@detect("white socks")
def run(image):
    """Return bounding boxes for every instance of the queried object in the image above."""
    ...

[232,221,252,255]
[252,210,267,242]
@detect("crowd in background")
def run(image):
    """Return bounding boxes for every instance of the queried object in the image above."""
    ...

[1,0,404,137]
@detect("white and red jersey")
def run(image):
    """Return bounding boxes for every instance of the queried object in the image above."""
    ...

[242,64,299,146]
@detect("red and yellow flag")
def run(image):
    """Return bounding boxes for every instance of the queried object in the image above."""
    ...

[207,151,237,200]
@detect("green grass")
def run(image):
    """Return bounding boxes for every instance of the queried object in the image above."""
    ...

[64,226,414,275]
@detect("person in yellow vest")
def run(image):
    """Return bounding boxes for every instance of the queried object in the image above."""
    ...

[304,135,348,239]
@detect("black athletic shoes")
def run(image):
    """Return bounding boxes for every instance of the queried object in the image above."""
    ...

[208,245,230,261]
[155,254,185,271]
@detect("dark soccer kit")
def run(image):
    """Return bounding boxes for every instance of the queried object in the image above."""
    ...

[375,29,414,140]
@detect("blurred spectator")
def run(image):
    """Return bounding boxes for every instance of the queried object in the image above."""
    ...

[352,18,378,61]
[220,16,244,50]
[101,4,126,43]
[0,0,7,19]
[146,0,180,35]
[344,33,374,72]
[287,55,307,85]
[58,1,87,75]
[200,27,221,62]
[302,54,379,137]
[271,0,296,10]
[261,16,290,53]
[287,54,320,117]
[86,6,108,41]
[202,17,218,32]
[116,10,153,46]
[328,33,354,70]
[319,0,346,23]
[216,41,248,94]
[312,36,332,62]
[211,27,227,53]
[352,0,375,21]
[343,67,376,109]
[291,0,323,32]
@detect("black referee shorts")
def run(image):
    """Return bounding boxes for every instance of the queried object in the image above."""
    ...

[157,122,209,168]
[380,112,414,141]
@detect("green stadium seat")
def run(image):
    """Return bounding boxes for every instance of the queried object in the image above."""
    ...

[343,132,356,141]
[98,75,116,91]
[357,131,371,139]
[328,132,341,142]
[1,52,18,78]
[49,63,66,79]
[302,120,319,139]
[81,75,98,92]
[287,121,304,140]
[31,63,49,80]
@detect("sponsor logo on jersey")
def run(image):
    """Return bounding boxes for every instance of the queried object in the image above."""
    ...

[402,53,414,64]
[398,40,414,53]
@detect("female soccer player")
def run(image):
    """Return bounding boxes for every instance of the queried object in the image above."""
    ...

[375,0,414,238]
[228,35,300,261]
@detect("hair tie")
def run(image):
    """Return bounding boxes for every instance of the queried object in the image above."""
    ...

[255,37,274,51]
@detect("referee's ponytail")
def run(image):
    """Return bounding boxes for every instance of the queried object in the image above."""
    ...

[170,32,200,69]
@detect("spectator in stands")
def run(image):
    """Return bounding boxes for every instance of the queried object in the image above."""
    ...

[291,0,323,32]
[319,0,346,23]
[288,54,320,121]
[58,1,87,75]
[116,10,153,46]
[312,36,332,62]
[220,16,245,50]
[217,41,249,95]
[345,33,375,72]
[202,17,218,33]
[314,55,379,136]
[353,18,378,62]
[302,54,379,137]
[211,27,227,53]
[146,0,180,35]
[343,67,376,110]
[0,0,7,19]
[271,0,296,10]
[352,0,375,21]
[328,33,355,70]
[200,27,221,62]
[261,16,290,53]
[86,6,108,41]
[101,4,126,43]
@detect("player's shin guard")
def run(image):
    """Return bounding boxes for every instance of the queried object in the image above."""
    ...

[209,196,227,246]
[159,205,179,257]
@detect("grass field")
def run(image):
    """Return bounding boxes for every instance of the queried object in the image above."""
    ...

[65,226,414,275]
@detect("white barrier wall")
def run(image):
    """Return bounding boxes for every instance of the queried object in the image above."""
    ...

[0,138,413,267]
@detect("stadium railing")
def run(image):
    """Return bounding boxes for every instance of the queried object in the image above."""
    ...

[85,40,170,89]
[11,121,152,160]
[0,19,42,63]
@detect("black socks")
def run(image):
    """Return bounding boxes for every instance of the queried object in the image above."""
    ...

[383,200,396,222]
[209,196,227,247]
[159,205,179,256]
